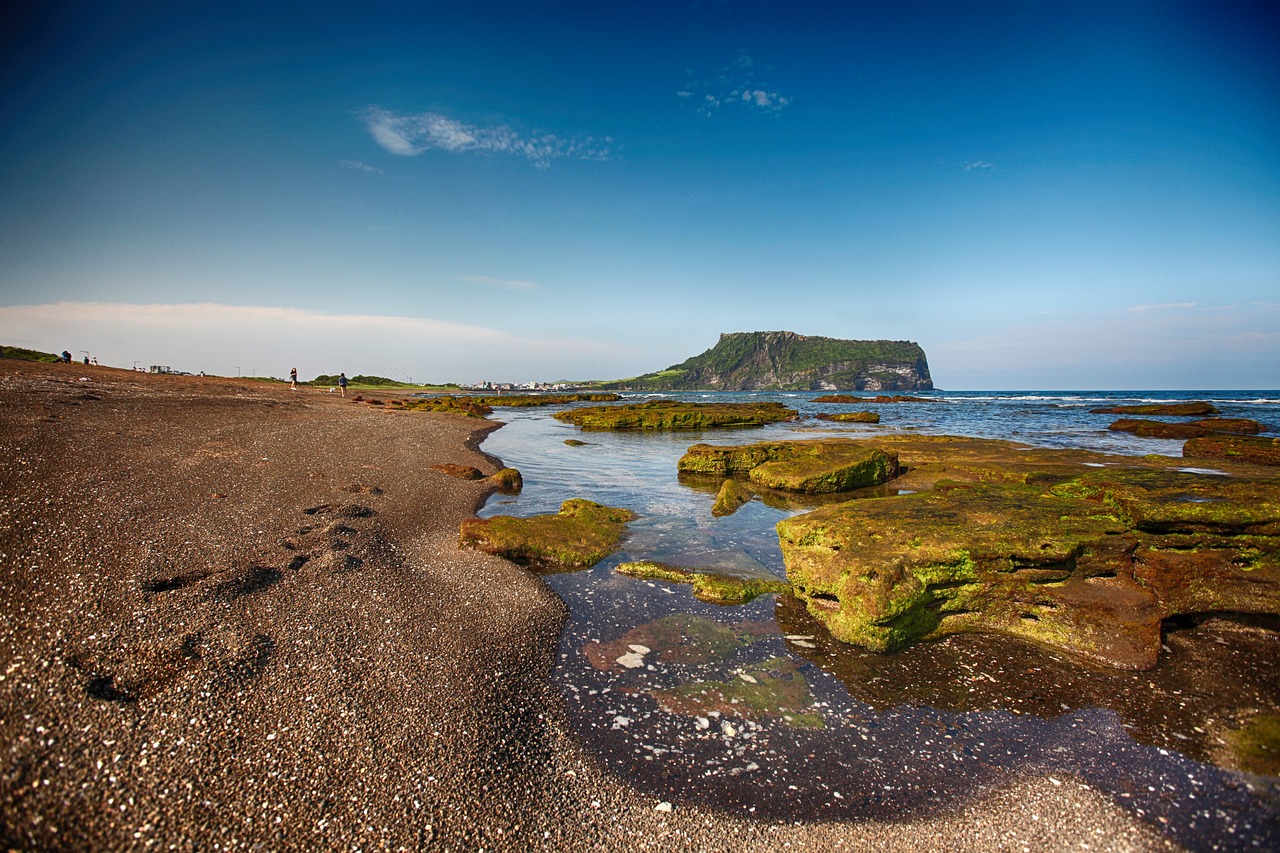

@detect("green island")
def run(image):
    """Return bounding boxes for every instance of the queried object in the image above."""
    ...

[597,331,932,392]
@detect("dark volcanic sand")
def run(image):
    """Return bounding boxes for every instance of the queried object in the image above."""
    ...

[0,361,1172,850]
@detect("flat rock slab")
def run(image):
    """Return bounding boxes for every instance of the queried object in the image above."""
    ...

[775,436,1280,670]
[553,400,796,430]
[1090,402,1220,416]
[678,438,899,494]
[616,560,790,605]
[1185,434,1280,467]
[1107,417,1264,439]
[459,499,636,568]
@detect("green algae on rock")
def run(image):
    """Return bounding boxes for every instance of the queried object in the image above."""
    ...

[1184,434,1280,467]
[1223,713,1280,776]
[553,400,796,431]
[648,656,825,729]
[816,411,880,423]
[678,438,899,494]
[1089,402,1220,416]
[712,478,755,517]
[487,467,523,494]
[775,437,1280,670]
[616,561,791,605]
[431,463,485,480]
[1107,417,1265,439]
[459,499,635,568]
[583,613,772,671]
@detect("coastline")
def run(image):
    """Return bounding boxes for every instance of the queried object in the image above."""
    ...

[0,361,1172,850]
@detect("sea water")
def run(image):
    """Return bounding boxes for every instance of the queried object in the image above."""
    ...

[477,391,1280,847]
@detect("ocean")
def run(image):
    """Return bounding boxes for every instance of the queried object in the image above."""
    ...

[476,390,1279,849]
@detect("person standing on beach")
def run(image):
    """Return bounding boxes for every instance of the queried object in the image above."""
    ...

[290,367,298,390]
[338,372,348,397]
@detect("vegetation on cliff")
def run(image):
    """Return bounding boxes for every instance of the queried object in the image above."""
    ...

[600,331,932,392]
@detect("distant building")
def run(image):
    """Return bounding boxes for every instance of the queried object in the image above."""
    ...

[149,365,173,374]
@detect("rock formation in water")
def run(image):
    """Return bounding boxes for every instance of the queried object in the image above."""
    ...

[771,435,1280,671]
[602,331,932,392]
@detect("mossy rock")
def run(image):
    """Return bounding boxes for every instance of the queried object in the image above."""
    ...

[553,400,796,431]
[1184,434,1280,467]
[648,656,824,729]
[564,439,588,447]
[777,454,1280,670]
[1090,402,1220,416]
[398,396,494,418]
[817,411,880,423]
[469,392,622,408]
[712,478,755,517]
[431,463,485,481]
[1108,417,1265,439]
[1224,713,1280,776]
[459,499,636,568]
[487,467,523,494]
[679,438,899,494]
[616,561,791,605]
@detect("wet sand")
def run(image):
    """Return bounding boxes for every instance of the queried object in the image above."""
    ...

[0,360,1173,850]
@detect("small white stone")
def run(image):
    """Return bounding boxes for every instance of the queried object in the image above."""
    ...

[655,802,673,812]
[721,721,738,738]
[739,673,758,684]
[628,644,651,654]
[615,652,645,669]
[695,717,710,730]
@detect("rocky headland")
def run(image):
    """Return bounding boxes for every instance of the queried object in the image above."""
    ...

[600,332,933,392]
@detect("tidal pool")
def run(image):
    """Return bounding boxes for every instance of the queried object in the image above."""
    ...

[477,394,1280,850]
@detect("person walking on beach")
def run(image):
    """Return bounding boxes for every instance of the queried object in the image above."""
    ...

[289,367,298,390]
[338,372,348,397]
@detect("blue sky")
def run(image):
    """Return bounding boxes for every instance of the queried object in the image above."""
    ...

[2,0,1277,388]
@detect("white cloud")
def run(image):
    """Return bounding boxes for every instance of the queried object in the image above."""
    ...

[0,302,630,383]
[458,275,538,290]
[1128,302,1197,312]
[682,51,791,116]
[360,107,614,167]
[964,161,994,171]
[341,160,382,174]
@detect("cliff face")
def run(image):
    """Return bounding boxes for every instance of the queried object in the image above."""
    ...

[605,332,933,392]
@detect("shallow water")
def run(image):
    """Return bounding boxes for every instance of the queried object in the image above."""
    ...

[477,391,1280,849]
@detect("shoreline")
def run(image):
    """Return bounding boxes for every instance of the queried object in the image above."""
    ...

[0,360,1173,850]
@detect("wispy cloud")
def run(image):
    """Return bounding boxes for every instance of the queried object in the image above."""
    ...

[360,107,614,167]
[341,159,382,174]
[1128,302,1198,312]
[458,275,538,291]
[964,161,994,171]
[680,51,791,116]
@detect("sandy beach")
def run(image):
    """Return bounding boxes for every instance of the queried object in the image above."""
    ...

[0,360,1173,851]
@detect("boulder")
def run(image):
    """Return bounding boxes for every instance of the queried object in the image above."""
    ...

[678,438,899,494]
[1184,434,1280,467]
[775,438,1280,670]
[459,499,636,568]
[487,467,523,494]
